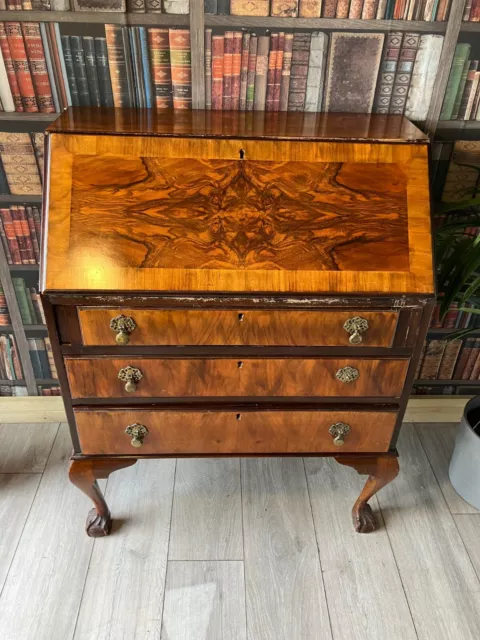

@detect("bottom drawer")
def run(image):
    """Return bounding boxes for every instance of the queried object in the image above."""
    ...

[74,408,398,455]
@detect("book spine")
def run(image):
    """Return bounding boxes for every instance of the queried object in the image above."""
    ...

[163,0,189,13]
[217,0,229,13]
[120,27,135,107]
[463,0,472,19]
[10,207,28,265]
[0,218,12,265]
[60,35,79,106]
[169,28,191,110]
[69,35,90,107]
[0,23,22,111]
[0,133,41,196]
[389,32,420,115]
[32,206,41,244]
[271,0,298,15]
[212,34,224,110]
[322,0,336,16]
[0,284,11,324]
[0,208,20,263]
[205,0,218,11]
[462,339,480,379]
[26,206,40,263]
[246,33,256,111]
[405,34,443,121]
[94,38,114,108]
[145,0,161,10]
[299,0,321,16]
[265,32,278,112]
[273,32,284,112]
[231,30,242,111]
[205,28,213,109]
[0,159,9,194]
[335,0,349,16]
[253,34,269,111]
[5,22,38,112]
[21,22,55,113]
[223,31,233,110]
[148,28,173,109]
[374,32,402,114]
[465,71,480,119]
[51,23,71,107]
[305,31,327,113]
[137,27,152,109]
[239,30,250,111]
[129,28,144,108]
[349,0,364,17]
[287,32,310,112]
[18,205,35,264]
[39,23,60,112]
[105,24,131,108]
[457,60,478,120]
[453,339,473,378]
[279,32,293,112]
[231,0,268,14]
[471,0,480,20]
[127,0,146,9]
[470,74,480,119]
[450,57,471,119]
[376,0,387,16]
[0,40,15,112]
[362,0,378,17]
[440,43,471,120]
[50,0,70,7]
[419,339,447,379]
[437,340,462,379]
[82,36,101,107]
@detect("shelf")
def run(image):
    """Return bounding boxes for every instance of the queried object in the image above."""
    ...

[0,195,42,204]
[36,379,59,385]
[8,264,39,271]
[0,325,13,332]
[415,379,480,386]
[428,328,480,336]
[0,10,189,25]
[460,21,480,31]
[204,16,448,32]
[0,112,59,122]
[24,324,47,331]
[0,379,25,386]
[435,120,480,140]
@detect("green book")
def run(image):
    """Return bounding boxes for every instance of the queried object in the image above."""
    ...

[24,288,37,326]
[12,277,33,325]
[451,58,471,120]
[440,44,471,120]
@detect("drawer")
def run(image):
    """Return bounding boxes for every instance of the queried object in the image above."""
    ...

[65,357,409,399]
[78,308,398,347]
[74,408,398,455]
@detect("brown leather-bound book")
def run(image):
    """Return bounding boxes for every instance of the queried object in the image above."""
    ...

[231,0,269,14]
[335,0,349,17]
[16,206,35,264]
[437,340,462,379]
[299,0,322,17]
[21,22,55,114]
[0,23,22,112]
[231,31,242,111]
[0,132,41,195]
[223,31,233,110]
[471,0,480,22]
[453,339,475,379]
[419,339,447,380]
[205,28,212,110]
[246,34,257,111]
[0,208,21,264]
[239,31,250,111]
[271,0,298,16]
[168,29,191,110]
[5,22,38,112]
[436,0,449,20]
[362,0,378,18]
[322,0,337,17]
[279,33,293,111]
[148,29,173,109]
[266,32,278,112]
[273,32,284,112]
[414,341,427,379]
[462,338,480,379]
[253,34,269,111]
[212,35,224,111]
[348,0,363,17]
[470,347,480,379]
[324,32,384,113]
[287,33,311,112]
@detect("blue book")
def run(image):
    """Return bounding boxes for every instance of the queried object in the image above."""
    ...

[139,27,153,109]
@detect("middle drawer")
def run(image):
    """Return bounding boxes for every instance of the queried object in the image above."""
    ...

[65,357,409,399]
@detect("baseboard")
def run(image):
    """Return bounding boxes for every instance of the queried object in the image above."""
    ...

[0,396,470,424]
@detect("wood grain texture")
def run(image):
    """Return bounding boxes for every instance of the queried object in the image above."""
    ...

[378,424,480,639]
[161,561,247,640]
[169,459,243,560]
[65,356,409,399]
[74,408,398,455]
[415,423,479,515]
[73,459,176,639]
[0,422,59,473]
[242,457,331,640]
[42,132,433,295]
[78,308,399,347]
[304,457,417,640]
[454,515,480,581]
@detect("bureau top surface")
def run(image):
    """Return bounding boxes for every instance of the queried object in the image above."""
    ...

[47,108,428,143]
[42,109,433,296]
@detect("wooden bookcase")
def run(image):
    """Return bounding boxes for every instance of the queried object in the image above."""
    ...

[0,0,478,397]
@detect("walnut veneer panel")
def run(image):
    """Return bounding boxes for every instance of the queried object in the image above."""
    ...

[42,134,433,295]
[74,408,398,455]
[65,357,409,399]
[78,308,399,347]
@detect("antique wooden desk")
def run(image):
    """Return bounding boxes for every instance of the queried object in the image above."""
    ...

[41,108,434,537]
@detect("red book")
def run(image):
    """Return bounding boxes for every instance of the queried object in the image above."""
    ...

[273,32,284,112]
[0,208,21,264]
[442,303,459,329]
[223,31,233,110]
[21,23,55,114]
[11,206,29,265]
[5,22,38,113]
[17,205,35,264]
[168,29,191,110]
[266,32,278,112]
[322,0,337,17]
[471,0,480,21]
[0,22,22,112]
[148,28,173,109]
[231,31,242,111]
[212,35,224,111]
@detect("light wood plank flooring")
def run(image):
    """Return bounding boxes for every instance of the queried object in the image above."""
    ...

[0,422,479,640]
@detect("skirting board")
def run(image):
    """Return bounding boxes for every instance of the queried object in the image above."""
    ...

[0,396,470,425]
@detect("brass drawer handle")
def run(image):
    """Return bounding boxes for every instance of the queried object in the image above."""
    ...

[110,315,136,345]
[125,423,148,448]
[118,366,143,392]
[343,316,369,345]
[336,366,359,384]
[329,422,351,447]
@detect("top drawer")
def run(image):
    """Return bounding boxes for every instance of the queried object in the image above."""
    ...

[78,308,398,347]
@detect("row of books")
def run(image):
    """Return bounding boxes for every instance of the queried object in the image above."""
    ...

[440,44,480,121]
[0,0,189,12]
[205,30,442,118]
[0,134,43,195]
[40,385,60,395]
[0,332,22,379]
[430,303,480,330]
[13,277,45,324]
[0,284,10,325]
[464,0,480,21]
[0,384,60,396]
[205,0,452,20]
[416,338,480,381]
[0,204,42,263]
[28,336,56,378]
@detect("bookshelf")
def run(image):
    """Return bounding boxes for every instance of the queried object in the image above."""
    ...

[0,0,478,398]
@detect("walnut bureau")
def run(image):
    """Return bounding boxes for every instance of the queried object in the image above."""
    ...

[40,108,435,537]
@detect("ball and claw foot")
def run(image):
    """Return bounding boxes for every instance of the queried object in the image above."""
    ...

[352,502,377,534]
[85,507,112,538]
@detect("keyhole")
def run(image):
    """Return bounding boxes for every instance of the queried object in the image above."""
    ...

[236,413,242,421]
[238,313,244,322]
[237,361,244,369]
[239,149,245,159]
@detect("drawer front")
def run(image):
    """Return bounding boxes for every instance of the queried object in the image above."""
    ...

[74,409,398,455]
[78,308,398,347]
[66,357,408,399]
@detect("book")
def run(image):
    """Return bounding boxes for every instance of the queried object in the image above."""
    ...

[373,32,402,114]
[471,0,480,20]
[453,338,475,378]
[349,0,364,17]
[129,28,144,108]
[324,33,384,114]
[0,285,11,326]
[305,31,328,113]
[266,32,278,112]
[163,0,189,13]
[205,28,212,110]
[44,337,57,378]
[212,34,224,110]
[139,28,153,109]
[419,339,447,379]
[389,32,420,116]
[299,0,321,16]
[231,0,269,14]
[336,0,349,16]
[70,35,90,107]
[404,34,444,121]
[0,159,9,194]
[0,41,14,112]
[169,29,191,110]
[105,24,132,108]
[82,36,101,108]
[16,205,35,263]
[217,0,230,13]
[273,32,284,112]
[0,216,12,263]
[0,132,42,195]
[148,29,173,109]
[21,22,55,113]
[0,208,21,263]
[457,60,479,120]
[253,34,269,111]
[362,0,378,17]
[205,0,217,12]
[51,0,71,7]
[470,349,480,379]
[50,23,71,108]
[61,35,79,107]
[246,33,257,111]
[0,22,22,111]
[27,338,42,378]
[287,32,311,112]
[271,0,298,15]
[462,338,480,379]
[73,0,126,9]
[146,0,162,10]
[322,0,336,16]
[231,31,242,111]
[26,206,40,262]
[451,58,471,120]
[440,43,471,120]
[466,71,480,120]
[279,32,293,112]
[128,0,146,9]
[94,38,113,108]
[239,31,250,111]
[40,23,61,113]
[223,31,233,110]
[5,22,38,112]
[13,277,33,323]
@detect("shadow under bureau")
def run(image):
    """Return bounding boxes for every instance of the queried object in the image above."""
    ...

[40,108,434,536]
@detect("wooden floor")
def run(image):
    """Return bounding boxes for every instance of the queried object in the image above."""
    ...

[1,423,480,640]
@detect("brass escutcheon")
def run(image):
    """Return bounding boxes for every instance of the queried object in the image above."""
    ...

[343,316,369,345]
[335,366,359,384]
[110,315,136,345]
[118,366,143,392]
[329,422,351,447]
[125,423,148,448]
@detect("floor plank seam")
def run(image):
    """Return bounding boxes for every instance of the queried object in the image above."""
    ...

[301,457,334,640]
[239,458,248,640]
[159,458,178,633]
[451,516,480,586]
